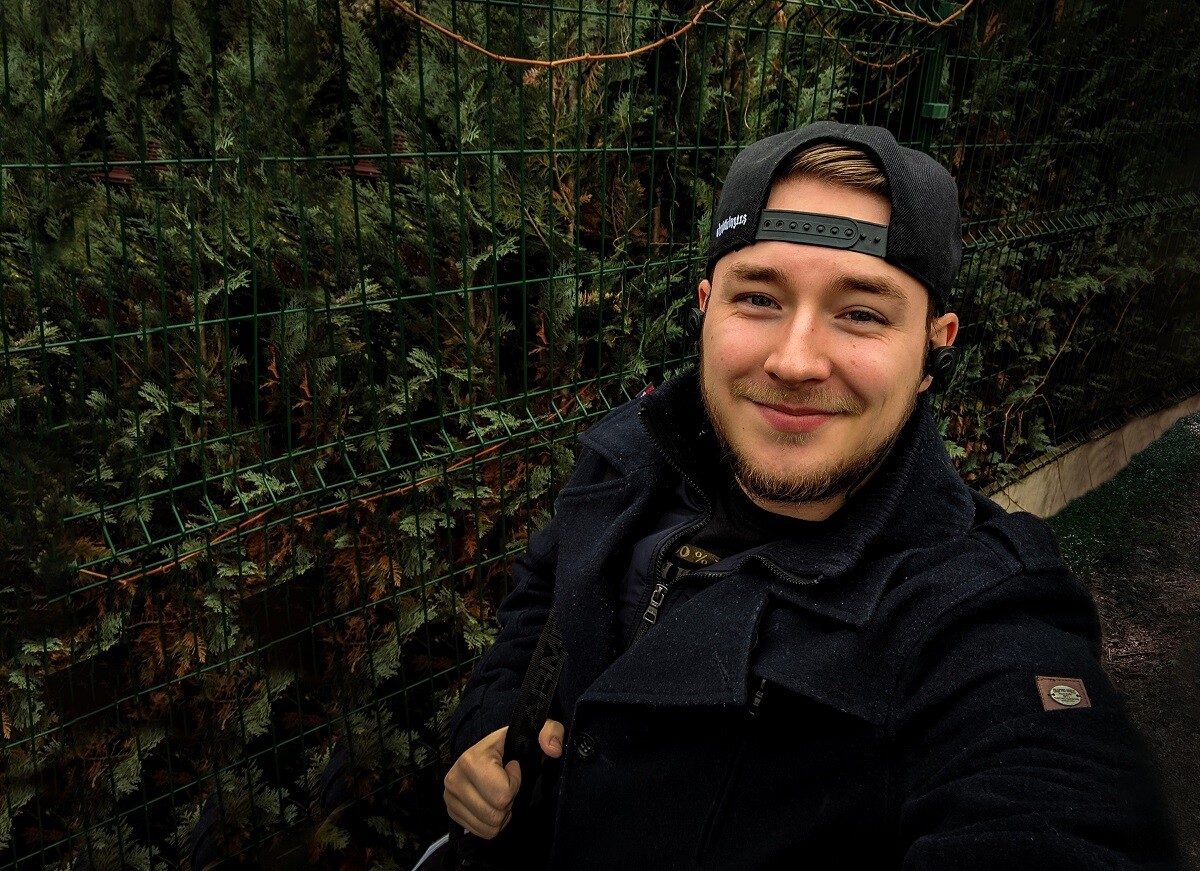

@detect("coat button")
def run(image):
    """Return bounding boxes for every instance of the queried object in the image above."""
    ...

[574,731,598,761]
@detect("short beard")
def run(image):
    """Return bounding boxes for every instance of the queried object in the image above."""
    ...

[700,368,916,506]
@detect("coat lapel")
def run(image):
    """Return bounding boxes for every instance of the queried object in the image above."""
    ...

[579,576,770,708]
[553,465,667,704]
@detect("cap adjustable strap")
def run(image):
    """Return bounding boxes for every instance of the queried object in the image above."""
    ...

[755,209,889,257]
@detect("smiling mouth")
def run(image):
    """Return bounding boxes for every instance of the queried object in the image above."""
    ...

[754,402,839,433]
[761,403,837,417]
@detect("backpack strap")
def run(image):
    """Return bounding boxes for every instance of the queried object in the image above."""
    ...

[443,612,567,870]
[503,609,567,769]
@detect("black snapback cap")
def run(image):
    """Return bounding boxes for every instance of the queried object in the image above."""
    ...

[706,121,962,312]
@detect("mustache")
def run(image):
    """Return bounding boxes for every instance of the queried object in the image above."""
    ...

[729,382,865,415]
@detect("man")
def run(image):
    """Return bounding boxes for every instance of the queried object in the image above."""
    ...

[442,122,1177,868]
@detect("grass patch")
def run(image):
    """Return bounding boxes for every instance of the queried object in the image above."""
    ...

[1048,414,1200,577]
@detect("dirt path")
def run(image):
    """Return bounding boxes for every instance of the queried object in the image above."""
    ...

[1050,414,1200,868]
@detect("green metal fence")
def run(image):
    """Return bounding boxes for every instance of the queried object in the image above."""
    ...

[1,0,1197,866]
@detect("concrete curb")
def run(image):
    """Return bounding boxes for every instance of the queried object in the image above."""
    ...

[992,394,1200,519]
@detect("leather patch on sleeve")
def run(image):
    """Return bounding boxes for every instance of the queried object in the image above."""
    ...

[1036,676,1091,711]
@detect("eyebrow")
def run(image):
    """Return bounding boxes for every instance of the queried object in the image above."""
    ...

[832,274,909,306]
[724,263,790,285]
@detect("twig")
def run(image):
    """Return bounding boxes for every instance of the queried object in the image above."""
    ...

[846,68,916,110]
[1107,650,1161,660]
[1017,287,1104,415]
[816,15,922,70]
[385,0,716,68]
[865,0,976,28]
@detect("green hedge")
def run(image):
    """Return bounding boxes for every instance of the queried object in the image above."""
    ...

[0,0,1197,866]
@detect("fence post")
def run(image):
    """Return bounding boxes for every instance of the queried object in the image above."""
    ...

[898,0,957,149]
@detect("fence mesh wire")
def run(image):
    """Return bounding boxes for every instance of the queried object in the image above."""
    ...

[1,0,1198,866]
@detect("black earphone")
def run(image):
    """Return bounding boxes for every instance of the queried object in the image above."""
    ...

[923,345,959,390]
[686,305,959,388]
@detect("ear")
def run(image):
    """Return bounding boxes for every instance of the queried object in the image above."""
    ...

[918,312,960,393]
[697,278,711,313]
[932,312,959,348]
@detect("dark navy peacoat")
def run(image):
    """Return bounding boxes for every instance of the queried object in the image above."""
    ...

[449,372,1177,869]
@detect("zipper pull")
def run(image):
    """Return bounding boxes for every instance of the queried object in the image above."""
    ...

[642,582,670,626]
[747,678,767,720]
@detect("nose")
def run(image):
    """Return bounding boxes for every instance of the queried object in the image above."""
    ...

[762,313,833,386]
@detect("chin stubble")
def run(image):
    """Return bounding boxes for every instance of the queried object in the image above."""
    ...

[700,368,914,505]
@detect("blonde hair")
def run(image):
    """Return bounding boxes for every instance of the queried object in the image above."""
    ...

[778,144,890,195]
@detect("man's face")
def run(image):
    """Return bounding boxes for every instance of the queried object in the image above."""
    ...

[698,175,958,518]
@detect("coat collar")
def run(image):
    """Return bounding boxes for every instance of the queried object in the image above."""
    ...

[582,369,977,628]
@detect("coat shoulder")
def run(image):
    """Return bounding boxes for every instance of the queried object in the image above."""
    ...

[898,491,1073,604]
[577,394,660,476]
[872,492,1097,685]
[963,490,1070,574]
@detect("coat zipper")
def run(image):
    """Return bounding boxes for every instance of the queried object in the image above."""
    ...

[630,406,716,648]
[632,561,685,645]
[631,549,823,646]
[642,579,671,627]
[631,404,822,648]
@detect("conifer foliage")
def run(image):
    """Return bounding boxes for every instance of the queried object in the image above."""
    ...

[0,0,1196,866]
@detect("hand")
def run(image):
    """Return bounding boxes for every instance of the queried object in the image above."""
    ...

[444,720,564,839]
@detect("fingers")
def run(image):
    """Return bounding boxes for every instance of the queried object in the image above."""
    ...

[444,785,513,839]
[443,727,523,840]
[538,719,565,758]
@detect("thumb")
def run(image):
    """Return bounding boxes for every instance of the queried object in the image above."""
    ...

[538,719,565,758]
[503,758,522,795]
